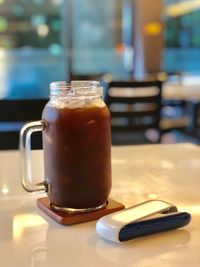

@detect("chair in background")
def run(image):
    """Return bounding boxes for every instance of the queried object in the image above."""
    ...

[0,99,48,150]
[160,73,190,134]
[105,80,163,145]
[160,99,189,133]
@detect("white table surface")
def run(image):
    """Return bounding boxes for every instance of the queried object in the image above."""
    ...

[0,143,200,267]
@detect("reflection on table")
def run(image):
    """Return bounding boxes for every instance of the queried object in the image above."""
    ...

[0,143,200,266]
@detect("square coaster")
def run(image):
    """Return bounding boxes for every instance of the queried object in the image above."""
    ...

[37,197,125,225]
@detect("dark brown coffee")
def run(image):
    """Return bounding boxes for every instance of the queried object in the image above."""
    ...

[42,103,111,209]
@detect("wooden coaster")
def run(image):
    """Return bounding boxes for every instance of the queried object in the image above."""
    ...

[37,197,125,225]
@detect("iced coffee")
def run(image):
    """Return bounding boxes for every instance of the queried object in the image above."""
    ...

[42,82,111,212]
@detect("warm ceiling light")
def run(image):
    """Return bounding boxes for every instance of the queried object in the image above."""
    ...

[144,22,162,36]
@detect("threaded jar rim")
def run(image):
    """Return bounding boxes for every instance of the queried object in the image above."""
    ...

[50,81,102,98]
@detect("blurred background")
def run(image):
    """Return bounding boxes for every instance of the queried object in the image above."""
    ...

[1,0,200,98]
[0,0,133,99]
[1,0,200,147]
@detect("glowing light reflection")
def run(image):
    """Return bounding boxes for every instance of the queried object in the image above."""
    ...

[13,214,46,241]
[147,193,159,200]
[181,204,200,215]
[2,186,9,194]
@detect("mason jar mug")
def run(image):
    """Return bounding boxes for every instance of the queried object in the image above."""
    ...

[20,81,112,213]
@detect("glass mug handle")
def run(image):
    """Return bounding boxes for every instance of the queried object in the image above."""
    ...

[20,120,48,193]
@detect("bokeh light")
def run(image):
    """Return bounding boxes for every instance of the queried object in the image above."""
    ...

[12,4,24,17]
[31,14,46,27]
[0,16,8,32]
[49,43,61,55]
[37,24,49,36]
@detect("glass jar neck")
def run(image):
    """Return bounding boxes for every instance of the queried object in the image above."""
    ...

[50,81,102,99]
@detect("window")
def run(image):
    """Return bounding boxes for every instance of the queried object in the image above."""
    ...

[70,0,134,79]
[0,0,66,99]
[0,0,134,99]
[163,0,200,73]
